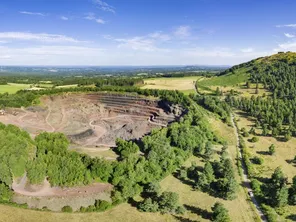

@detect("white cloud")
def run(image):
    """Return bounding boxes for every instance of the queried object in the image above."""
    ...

[148,32,171,41]
[19,11,46,16]
[183,47,235,58]
[106,31,171,52]
[0,32,86,43]
[0,45,105,65]
[276,24,296,28]
[84,13,106,24]
[240,48,254,53]
[0,55,11,59]
[95,19,106,24]
[284,33,295,38]
[60,16,69,21]
[0,43,274,66]
[93,0,116,14]
[115,37,161,52]
[277,42,296,50]
[174,26,191,38]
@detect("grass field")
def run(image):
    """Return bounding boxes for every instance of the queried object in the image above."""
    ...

[70,146,118,160]
[198,68,249,88]
[235,111,296,220]
[56,84,78,88]
[0,83,31,94]
[141,76,201,93]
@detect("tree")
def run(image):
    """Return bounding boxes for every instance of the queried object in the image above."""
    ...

[252,156,264,165]
[196,173,208,190]
[246,81,251,89]
[249,136,259,143]
[158,191,180,213]
[215,87,222,96]
[267,167,289,207]
[204,141,214,160]
[138,198,159,212]
[249,127,256,135]
[145,182,161,197]
[255,83,259,94]
[284,131,292,141]
[179,168,188,180]
[269,144,275,155]
[204,162,215,183]
[288,176,296,205]
[0,183,12,202]
[211,202,231,222]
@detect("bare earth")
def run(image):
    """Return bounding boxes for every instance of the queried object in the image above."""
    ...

[0,93,180,148]
[12,173,112,211]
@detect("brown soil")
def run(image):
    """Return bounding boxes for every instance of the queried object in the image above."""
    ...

[0,93,181,147]
[12,173,112,211]
[12,173,112,198]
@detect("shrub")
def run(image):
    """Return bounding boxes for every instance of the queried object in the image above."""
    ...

[138,198,159,212]
[261,204,279,222]
[249,136,259,143]
[175,206,186,215]
[61,206,73,213]
[95,200,112,212]
[250,179,262,196]
[269,144,275,155]
[252,156,264,165]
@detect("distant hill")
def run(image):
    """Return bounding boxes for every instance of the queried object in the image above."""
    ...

[220,51,296,78]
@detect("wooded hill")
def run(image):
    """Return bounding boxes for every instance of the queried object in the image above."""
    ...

[220,52,296,139]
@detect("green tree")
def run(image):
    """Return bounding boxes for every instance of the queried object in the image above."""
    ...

[138,198,159,212]
[158,192,180,213]
[204,162,215,183]
[0,183,12,202]
[212,202,231,222]
[269,144,275,155]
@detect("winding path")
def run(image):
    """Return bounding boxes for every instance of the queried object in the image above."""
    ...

[45,106,55,132]
[230,113,267,222]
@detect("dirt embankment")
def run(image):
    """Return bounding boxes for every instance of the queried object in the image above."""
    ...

[12,173,112,212]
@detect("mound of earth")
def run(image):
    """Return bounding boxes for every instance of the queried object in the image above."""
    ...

[0,93,183,148]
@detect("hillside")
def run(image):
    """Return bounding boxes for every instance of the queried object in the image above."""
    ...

[199,51,296,88]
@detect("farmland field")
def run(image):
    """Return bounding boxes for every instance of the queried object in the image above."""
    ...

[141,76,201,93]
[0,83,31,94]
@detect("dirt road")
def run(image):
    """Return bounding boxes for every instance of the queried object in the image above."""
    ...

[230,113,267,222]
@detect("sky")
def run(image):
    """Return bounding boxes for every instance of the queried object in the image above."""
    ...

[0,0,296,66]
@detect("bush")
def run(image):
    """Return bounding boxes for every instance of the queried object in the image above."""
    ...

[175,206,186,215]
[251,179,262,196]
[249,136,259,143]
[95,200,112,212]
[138,198,159,212]
[261,204,279,222]
[61,206,73,213]
[80,206,86,213]
[269,144,275,155]
[252,156,264,165]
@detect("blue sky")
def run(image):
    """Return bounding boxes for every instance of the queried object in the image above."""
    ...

[0,0,296,66]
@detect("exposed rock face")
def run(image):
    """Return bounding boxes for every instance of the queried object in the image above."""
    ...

[0,93,185,147]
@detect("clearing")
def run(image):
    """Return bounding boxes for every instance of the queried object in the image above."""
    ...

[141,76,201,94]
